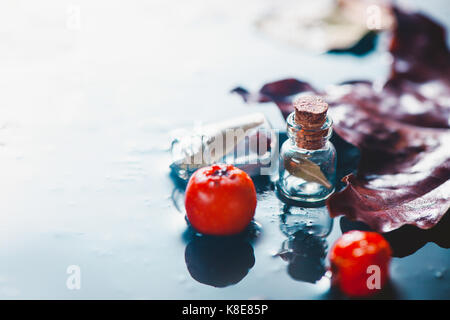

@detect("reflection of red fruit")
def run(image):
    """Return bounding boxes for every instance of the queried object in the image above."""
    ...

[329,231,392,297]
[185,236,255,287]
[185,164,257,236]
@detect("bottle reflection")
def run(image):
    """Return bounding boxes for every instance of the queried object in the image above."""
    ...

[184,234,255,288]
[278,230,328,283]
[277,204,332,284]
[279,204,333,238]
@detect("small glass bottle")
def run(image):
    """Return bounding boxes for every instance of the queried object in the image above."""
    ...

[277,96,336,203]
[170,113,278,181]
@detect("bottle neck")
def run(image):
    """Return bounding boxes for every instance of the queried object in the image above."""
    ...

[286,112,333,150]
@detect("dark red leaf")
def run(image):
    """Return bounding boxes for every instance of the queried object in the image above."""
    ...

[232,8,450,233]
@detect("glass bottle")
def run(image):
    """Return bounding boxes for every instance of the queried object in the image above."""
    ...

[277,96,336,203]
[170,113,278,181]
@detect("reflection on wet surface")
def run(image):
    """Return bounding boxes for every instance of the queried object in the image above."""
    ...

[276,204,332,284]
[279,204,333,238]
[185,233,255,288]
[276,230,328,284]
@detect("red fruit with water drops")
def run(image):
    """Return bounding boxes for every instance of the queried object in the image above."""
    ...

[329,230,392,297]
[185,164,257,236]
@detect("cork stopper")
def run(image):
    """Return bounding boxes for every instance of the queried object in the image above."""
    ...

[292,96,329,149]
[294,96,328,128]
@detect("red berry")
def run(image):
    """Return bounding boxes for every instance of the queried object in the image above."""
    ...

[185,164,257,236]
[329,230,392,297]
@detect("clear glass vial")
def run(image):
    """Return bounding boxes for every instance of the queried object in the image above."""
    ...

[170,113,278,180]
[277,96,337,203]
